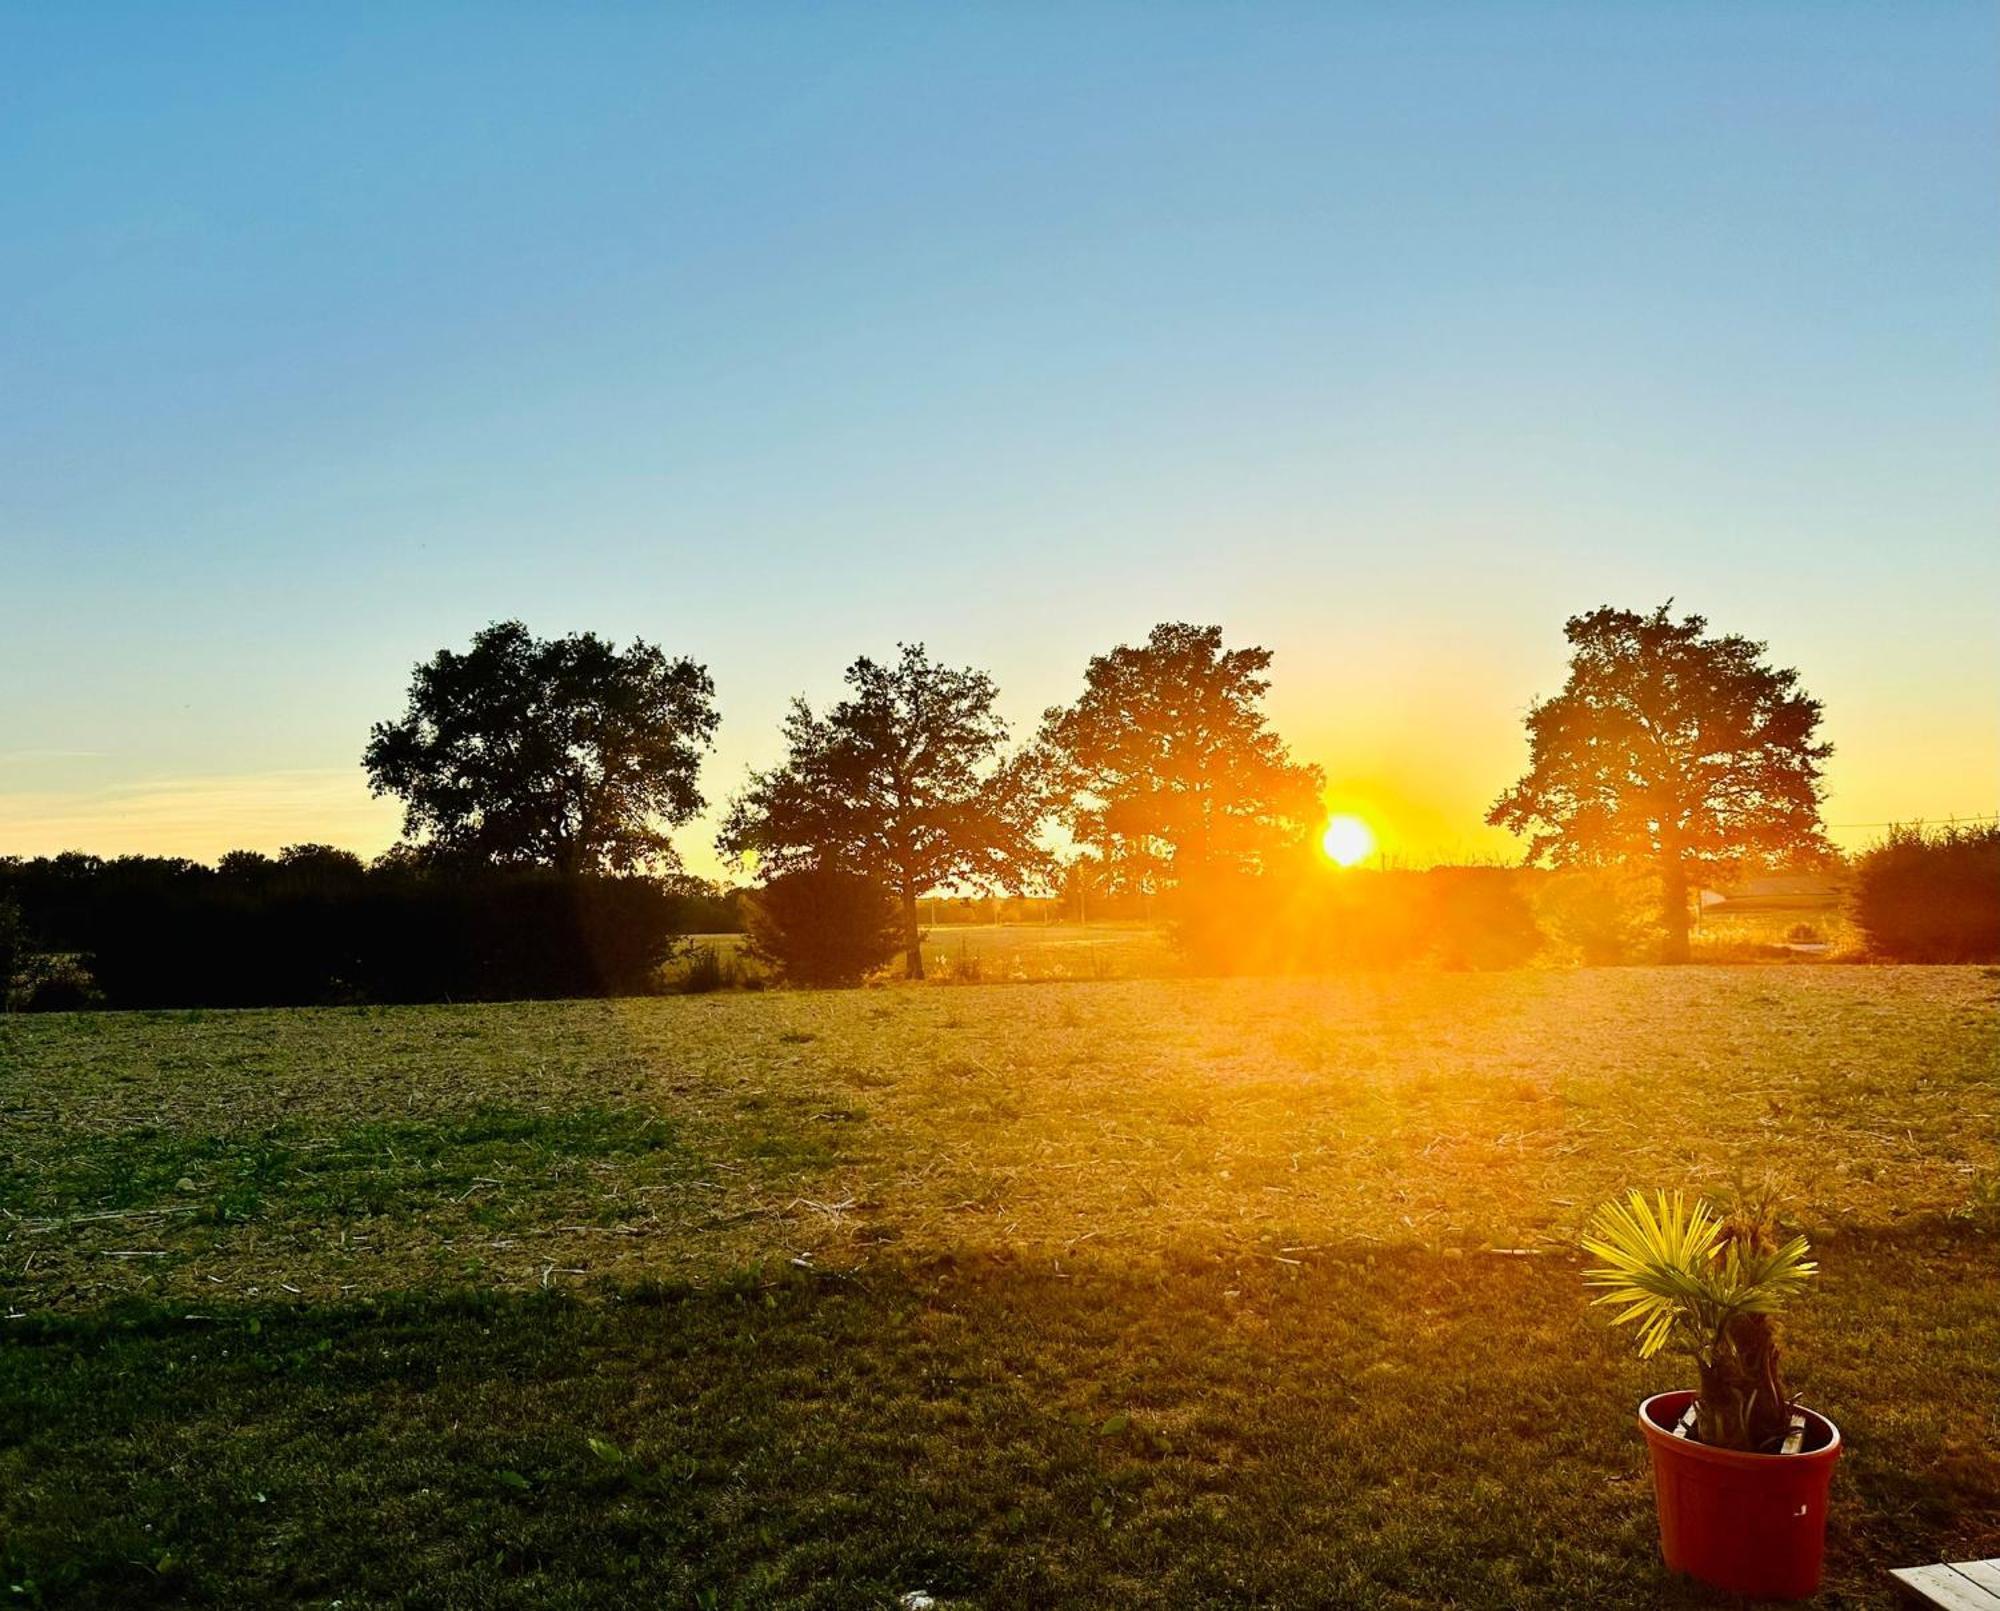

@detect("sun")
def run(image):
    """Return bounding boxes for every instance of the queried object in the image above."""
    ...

[1320,813,1376,868]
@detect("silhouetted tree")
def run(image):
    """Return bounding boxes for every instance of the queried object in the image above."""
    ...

[1037,623,1324,892]
[274,843,367,883]
[742,867,904,988]
[365,621,718,874]
[717,644,1047,979]
[1488,604,1830,962]
[215,849,275,884]
[1057,852,1109,925]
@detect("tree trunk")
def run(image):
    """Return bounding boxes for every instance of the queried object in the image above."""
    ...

[901,889,924,980]
[1659,852,1691,964]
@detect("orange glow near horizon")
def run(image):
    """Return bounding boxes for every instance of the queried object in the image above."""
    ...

[1321,814,1377,868]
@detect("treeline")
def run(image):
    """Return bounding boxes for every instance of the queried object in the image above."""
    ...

[5,609,1992,1006]
[3,826,1991,1011]
[347,608,1849,985]
[0,849,740,1010]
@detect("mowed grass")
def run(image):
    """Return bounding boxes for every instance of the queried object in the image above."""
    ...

[2,968,1996,1607]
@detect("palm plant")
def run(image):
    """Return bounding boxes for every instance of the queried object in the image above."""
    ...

[1583,1190,1817,1451]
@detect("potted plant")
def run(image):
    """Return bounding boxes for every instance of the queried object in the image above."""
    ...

[1583,1190,1840,1600]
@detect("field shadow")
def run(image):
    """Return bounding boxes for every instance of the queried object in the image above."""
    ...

[4,1226,1994,1608]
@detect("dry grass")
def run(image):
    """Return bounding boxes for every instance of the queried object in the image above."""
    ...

[664,921,1174,990]
[1690,903,1859,960]
[909,922,1175,981]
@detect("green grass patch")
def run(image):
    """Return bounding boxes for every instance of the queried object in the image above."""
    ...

[1,1107,684,1223]
[3,1233,1994,1608]
[1,971,1994,1603]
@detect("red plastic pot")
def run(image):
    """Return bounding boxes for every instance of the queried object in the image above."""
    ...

[1638,1390,1841,1601]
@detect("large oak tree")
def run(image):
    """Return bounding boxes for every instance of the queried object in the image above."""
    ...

[1488,603,1831,961]
[716,645,1047,979]
[364,621,718,874]
[1037,622,1325,891]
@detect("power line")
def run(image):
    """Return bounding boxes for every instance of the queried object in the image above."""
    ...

[1823,812,1998,829]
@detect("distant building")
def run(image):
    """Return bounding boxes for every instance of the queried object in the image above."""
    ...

[1698,872,1846,913]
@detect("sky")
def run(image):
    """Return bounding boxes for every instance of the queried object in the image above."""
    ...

[3,3,1995,879]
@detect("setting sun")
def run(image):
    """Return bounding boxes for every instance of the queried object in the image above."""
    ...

[1321,813,1376,867]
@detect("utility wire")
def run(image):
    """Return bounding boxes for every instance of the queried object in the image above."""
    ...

[1823,811,1998,829]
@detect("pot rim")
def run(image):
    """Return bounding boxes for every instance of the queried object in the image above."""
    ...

[1637,1389,1841,1469]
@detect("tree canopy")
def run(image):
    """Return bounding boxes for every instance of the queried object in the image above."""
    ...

[1037,622,1325,892]
[1488,603,1830,961]
[716,644,1046,979]
[364,621,718,874]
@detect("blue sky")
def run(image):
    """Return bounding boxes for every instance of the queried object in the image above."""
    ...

[3,3,1995,873]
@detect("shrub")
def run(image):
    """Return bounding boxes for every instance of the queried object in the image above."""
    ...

[0,894,21,1007]
[1534,869,1653,965]
[1422,868,1543,970]
[0,853,688,1007]
[329,869,685,1004]
[743,868,902,988]
[1851,823,2000,962]
[16,954,104,1012]
[676,945,737,994]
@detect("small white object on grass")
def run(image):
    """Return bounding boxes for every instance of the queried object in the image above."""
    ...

[899,1594,937,1610]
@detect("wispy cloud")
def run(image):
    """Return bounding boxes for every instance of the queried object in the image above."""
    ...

[0,769,402,861]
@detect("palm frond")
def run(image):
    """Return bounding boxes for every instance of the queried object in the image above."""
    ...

[1718,1232,1817,1312]
[1581,1189,1816,1367]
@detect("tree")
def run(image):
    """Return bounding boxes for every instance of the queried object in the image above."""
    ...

[1488,604,1830,962]
[216,849,275,884]
[1056,852,1109,925]
[717,644,1048,979]
[1037,622,1325,892]
[274,843,367,881]
[364,622,718,874]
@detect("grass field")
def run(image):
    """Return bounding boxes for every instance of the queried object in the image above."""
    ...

[667,922,1175,988]
[3,968,1996,1606]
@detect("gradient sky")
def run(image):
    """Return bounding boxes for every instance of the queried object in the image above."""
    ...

[4,3,1995,879]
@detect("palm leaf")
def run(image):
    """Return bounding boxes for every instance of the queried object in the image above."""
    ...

[1581,1189,1815,1366]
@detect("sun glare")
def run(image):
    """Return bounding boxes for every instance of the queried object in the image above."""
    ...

[1321,814,1376,868]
